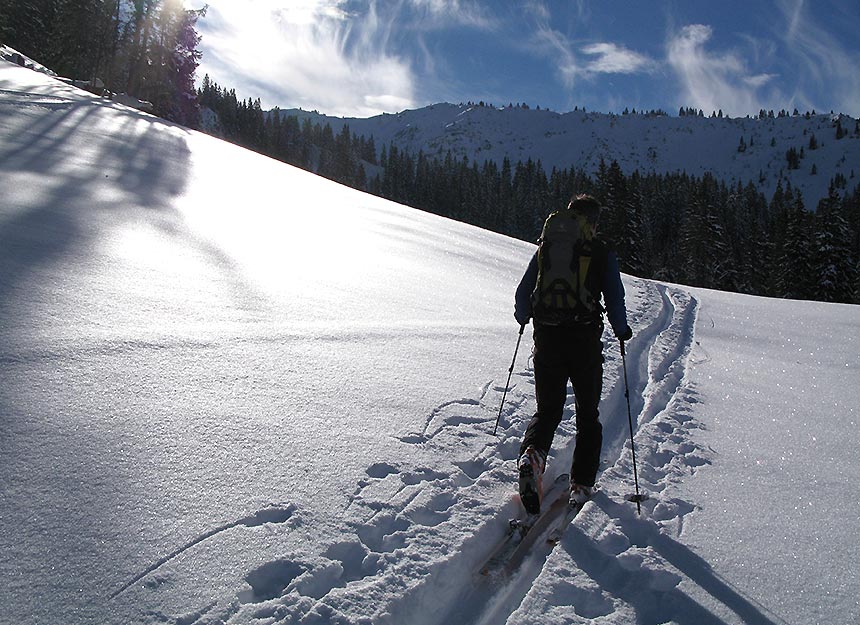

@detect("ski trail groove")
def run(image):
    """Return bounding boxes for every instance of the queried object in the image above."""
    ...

[601,284,701,502]
[598,281,678,465]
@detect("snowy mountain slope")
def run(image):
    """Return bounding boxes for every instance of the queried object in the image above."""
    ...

[2,59,860,625]
[0,59,530,624]
[284,103,860,208]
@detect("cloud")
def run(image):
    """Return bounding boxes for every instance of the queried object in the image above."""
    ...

[407,0,499,30]
[271,0,348,24]
[775,0,860,115]
[667,10,860,118]
[191,0,504,116]
[524,2,652,92]
[743,73,778,89]
[530,23,580,88]
[580,43,654,75]
[194,0,416,117]
[666,24,780,116]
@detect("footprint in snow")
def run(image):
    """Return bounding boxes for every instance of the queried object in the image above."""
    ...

[355,514,411,553]
[406,492,457,527]
[366,462,399,479]
[240,559,305,603]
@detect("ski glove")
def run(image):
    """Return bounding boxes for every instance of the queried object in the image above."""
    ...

[514,309,531,327]
[616,325,633,342]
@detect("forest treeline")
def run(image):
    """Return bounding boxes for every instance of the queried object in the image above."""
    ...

[0,0,205,126]
[199,78,859,304]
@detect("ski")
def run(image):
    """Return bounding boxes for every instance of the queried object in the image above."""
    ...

[546,500,585,545]
[479,474,569,577]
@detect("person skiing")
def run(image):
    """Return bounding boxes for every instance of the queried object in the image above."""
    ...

[513,194,632,515]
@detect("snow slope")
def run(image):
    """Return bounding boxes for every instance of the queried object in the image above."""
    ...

[2,60,859,625]
[282,103,860,208]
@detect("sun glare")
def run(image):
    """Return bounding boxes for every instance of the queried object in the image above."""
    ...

[177,133,380,302]
[187,0,415,117]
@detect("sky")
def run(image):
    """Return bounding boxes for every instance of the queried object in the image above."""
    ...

[186,0,860,119]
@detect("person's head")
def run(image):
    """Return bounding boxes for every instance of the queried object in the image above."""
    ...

[568,194,602,234]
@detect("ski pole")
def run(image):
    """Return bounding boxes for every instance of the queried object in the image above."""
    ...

[494,324,525,436]
[621,339,645,514]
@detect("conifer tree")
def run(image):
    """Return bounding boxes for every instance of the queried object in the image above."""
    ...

[678,178,730,289]
[597,160,644,275]
[499,157,514,234]
[776,191,814,299]
[836,119,846,139]
[2,1,205,125]
[813,191,855,302]
[512,159,548,240]
[1,0,56,66]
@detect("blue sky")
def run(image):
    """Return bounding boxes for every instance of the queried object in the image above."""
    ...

[187,0,860,118]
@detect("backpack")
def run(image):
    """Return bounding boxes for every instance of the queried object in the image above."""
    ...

[531,208,607,326]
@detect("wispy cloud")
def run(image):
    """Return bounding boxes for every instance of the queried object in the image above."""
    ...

[407,0,499,30]
[775,0,860,115]
[580,43,654,75]
[192,0,503,116]
[194,0,414,117]
[666,24,781,116]
[529,20,579,88]
[524,1,653,93]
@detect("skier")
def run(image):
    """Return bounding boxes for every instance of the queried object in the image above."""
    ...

[513,194,632,515]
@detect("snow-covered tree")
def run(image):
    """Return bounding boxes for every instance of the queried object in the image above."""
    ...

[775,191,814,299]
[813,191,855,302]
[596,160,645,276]
[678,176,731,289]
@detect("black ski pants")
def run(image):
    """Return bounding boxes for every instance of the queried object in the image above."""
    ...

[520,322,604,487]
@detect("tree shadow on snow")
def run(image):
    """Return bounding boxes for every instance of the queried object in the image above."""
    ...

[0,81,264,621]
[0,89,258,345]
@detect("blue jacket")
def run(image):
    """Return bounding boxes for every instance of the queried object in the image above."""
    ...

[514,249,629,337]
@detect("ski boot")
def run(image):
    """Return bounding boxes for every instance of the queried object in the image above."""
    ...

[569,482,596,506]
[517,446,546,516]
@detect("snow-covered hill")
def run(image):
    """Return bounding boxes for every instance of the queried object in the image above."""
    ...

[2,59,859,625]
[284,102,860,208]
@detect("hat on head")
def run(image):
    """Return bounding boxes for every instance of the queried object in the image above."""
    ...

[568,194,602,224]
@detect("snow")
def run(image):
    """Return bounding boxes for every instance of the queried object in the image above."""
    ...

[2,59,859,625]
[0,45,57,77]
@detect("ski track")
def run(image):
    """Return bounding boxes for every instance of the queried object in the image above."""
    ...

[111,504,298,599]
[182,279,706,625]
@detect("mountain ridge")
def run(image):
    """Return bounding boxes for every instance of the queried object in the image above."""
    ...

[275,102,860,208]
